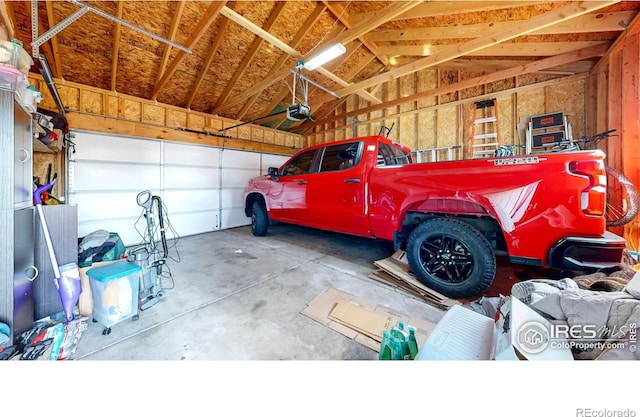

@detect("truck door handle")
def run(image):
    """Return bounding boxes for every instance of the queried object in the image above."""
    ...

[296,180,307,185]
[344,178,361,183]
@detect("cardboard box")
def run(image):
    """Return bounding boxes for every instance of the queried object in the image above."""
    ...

[416,296,574,360]
[302,287,435,352]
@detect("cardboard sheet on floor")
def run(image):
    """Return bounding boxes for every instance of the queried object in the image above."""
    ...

[301,287,435,352]
[371,250,461,310]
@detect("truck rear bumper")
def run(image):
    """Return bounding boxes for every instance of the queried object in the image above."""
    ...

[548,231,627,271]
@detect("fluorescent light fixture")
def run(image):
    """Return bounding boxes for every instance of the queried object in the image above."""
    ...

[303,43,346,71]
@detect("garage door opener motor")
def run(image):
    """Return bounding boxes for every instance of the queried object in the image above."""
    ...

[129,190,169,311]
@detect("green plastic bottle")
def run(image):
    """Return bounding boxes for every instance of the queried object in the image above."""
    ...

[408,326,419,360]
[378,330,392,360]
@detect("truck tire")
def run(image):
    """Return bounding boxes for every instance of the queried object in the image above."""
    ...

[405,217,496,299]
[251,200,269,236]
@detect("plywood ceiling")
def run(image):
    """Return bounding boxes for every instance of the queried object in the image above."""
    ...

[6,1,640,134]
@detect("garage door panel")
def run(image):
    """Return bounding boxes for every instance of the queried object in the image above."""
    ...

[220,188,246,210]
[73,162,160,192]
[164,165,219,189]
[221,207,250,229]
[73,132,161,164]
[163,211,219,237]
[162,189,219,213]
[221,167,259,188]
[261,154,289,172]
[73,191,144,222]
[164,142,220,166]
[221,149,261,169]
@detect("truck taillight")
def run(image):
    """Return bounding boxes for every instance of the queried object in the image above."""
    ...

[569,160,606,216]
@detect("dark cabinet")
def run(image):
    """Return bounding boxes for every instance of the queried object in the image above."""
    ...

[0,82,35,345]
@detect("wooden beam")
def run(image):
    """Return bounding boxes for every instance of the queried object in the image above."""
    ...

[186,18,230,109]
[213,2,286,111]
[334,1,422,45]
[155,0,185,84]
[292,43,610,133]
[354,1,548,23]
[150,1,225,100]
[110,1,124,92]
[377,41,611,58]
[365,11,635,42]
[334,1,620,99]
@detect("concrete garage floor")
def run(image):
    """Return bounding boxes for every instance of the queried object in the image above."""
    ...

[72,223,448,360]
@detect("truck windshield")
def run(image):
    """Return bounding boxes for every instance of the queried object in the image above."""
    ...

[378,142,412,166]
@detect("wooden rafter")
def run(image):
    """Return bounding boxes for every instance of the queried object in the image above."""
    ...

[365,11,635,42]
[352,1,549,23]
[186,17,230,109]
[110,1,124,92]
[378,41,611,57]
[333,0,620,99]
[155,0,186,84]
[291,43,610,133]
[212,2,286,112]
[236,2,326,120]
[150,1,225,101]
[322,0,388,67]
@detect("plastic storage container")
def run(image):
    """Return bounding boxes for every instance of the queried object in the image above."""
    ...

[0,39,33,75]
[86,261,141,335]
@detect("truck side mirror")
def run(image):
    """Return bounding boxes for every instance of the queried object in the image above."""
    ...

[268,167,279,181]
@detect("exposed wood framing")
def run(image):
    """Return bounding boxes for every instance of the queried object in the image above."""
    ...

[155,0,186,84]
[334,1,620,98]
[110,1,124,92]
[150,1,226,100]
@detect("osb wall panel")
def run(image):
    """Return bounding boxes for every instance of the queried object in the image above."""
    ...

[416,110,436,151]
[497,95,515,147]
[436,105,458,149]
[167,109,187,129]
[143,103,165,125]
[124,99,142,121]
[549,78,586,137]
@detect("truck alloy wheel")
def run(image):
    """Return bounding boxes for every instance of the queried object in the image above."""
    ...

[405,217,496,299]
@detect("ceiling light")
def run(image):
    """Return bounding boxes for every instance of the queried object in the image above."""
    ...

[302,43,346,71]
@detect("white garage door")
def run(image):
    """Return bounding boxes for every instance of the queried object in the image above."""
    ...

[68,130,288,246]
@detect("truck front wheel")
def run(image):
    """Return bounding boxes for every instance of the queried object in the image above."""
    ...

[406,218,496,299]
[251,200,269,236]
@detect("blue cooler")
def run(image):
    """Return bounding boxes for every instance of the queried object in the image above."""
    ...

[86,261,141,334]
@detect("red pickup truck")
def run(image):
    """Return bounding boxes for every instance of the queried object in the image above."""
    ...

[244,135,627,299]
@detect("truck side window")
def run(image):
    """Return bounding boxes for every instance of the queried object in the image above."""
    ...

[319,141,362,172]
[282,149,316,176]
[378,142,411,166]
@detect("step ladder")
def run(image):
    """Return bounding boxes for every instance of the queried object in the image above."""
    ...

[470,99,500,159]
